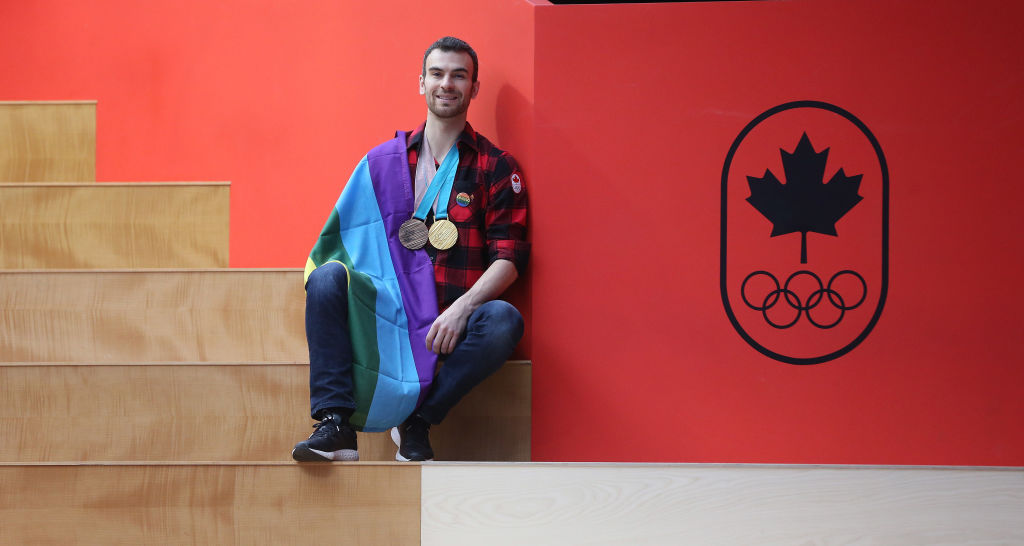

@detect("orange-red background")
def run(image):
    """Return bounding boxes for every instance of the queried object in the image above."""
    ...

[3,0,1021,464]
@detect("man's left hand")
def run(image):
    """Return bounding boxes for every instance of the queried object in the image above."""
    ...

[426,299,473,355]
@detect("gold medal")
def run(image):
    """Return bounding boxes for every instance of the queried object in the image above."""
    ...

[399,218,429,250]
[427,219,458,250]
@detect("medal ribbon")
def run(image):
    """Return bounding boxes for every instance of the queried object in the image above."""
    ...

[413,143,459,222]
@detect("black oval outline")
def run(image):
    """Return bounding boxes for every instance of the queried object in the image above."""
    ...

[720,100,889,365]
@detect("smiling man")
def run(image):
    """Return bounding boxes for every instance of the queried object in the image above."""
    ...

[293,36,529,462]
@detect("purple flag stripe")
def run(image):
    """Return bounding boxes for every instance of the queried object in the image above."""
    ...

[367,134,438,405]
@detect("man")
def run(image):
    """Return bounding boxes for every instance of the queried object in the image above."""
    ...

[292,36,529,462]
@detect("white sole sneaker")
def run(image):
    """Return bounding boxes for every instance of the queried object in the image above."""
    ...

[391,427,433,462]
[292,444,359,462]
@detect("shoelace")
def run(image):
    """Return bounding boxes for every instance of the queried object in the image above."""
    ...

[311,419,340,437]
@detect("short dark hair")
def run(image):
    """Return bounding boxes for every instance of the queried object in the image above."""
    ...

[422,36,478,82]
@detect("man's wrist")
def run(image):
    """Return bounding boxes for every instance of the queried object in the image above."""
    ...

[451,292,481,316]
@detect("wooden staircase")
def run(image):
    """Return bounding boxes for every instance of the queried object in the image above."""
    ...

[0,101,528,544]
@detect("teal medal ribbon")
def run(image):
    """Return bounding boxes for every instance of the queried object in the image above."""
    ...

[415,143,459,221]
[399,144,459,250]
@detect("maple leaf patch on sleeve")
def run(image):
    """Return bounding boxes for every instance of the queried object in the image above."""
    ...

[746,133,863,263]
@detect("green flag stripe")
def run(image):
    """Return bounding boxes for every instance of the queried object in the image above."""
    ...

[307,209,380,430]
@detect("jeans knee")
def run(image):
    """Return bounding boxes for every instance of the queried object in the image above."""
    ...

[475,300,524,346]
[305,262,348,301]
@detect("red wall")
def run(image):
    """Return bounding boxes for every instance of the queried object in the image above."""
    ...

[0,0,534,357]
[530,0,1024,464]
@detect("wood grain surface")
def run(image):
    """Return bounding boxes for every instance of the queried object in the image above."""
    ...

[422,463,1024,545]
[0,183,228,268]
[0,269,304,363]
[0,462,419,545]
[0,101,95,182]
[1,362,530,462]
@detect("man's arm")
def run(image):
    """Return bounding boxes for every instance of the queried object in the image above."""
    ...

[425,258,518,355]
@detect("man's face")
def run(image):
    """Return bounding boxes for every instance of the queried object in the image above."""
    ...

[419,49,479,120]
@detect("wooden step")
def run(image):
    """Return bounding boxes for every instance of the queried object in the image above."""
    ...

[0,462,419,544]
[2,462,1018,544]
[0,269,303,363]
[0,101,96,182]
[0,362,530,462]
[0,183,228,268]
[421,463,1024,545]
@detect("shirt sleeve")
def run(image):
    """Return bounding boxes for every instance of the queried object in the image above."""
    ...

[485,152,530,274]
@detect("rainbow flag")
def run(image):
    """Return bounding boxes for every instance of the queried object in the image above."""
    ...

[304,134,438,432]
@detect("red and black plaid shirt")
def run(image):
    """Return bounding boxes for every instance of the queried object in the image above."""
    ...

[405,122,529,309]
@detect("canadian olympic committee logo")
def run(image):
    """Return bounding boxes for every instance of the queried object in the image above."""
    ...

[721,101,889,365]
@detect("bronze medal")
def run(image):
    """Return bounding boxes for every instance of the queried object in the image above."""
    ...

[427,219,458,250]
[399,218,429,250]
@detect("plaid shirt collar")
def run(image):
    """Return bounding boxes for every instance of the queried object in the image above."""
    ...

[406,121,480,155]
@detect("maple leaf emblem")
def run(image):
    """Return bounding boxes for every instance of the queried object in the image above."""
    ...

[746,133,863,263]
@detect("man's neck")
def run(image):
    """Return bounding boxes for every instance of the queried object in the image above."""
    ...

[424,115,466,163]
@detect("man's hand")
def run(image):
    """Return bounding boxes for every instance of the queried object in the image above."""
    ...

[426,299,473,355]
[423,259,519,355]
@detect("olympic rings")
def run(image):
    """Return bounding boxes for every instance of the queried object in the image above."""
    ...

[740,270,867,329]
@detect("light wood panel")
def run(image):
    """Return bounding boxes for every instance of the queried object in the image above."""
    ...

[0,183,228,268]
[0,101,96,182]
[0,269,304,363]
[422,463,1024,545]
[0,462,419,545]
[0,362,530,462]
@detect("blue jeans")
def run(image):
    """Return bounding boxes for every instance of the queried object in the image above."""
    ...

[305,262,523,424]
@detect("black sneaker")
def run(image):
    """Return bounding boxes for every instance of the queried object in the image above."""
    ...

[291,415,358,462]
[390,414,434,462]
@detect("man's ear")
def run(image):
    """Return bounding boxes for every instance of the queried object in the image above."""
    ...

[471,80,480,99]
[419,74,425,95]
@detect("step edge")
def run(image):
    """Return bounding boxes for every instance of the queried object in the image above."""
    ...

[0,361,309,367]
[2,461,1017,472]
[0,181,230,187]
[0,266,301,272]
[0,100,97,105]
[0,360,531,367]
[0,460,418,467]
[423,461,1024,472]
